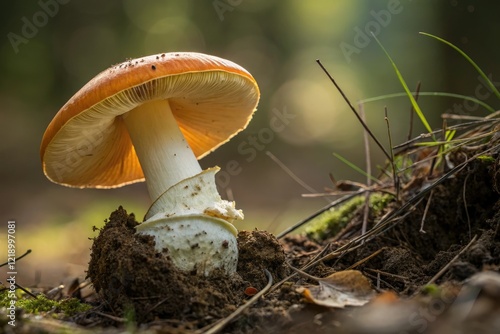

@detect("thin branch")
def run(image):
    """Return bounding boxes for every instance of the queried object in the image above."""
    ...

[463,172,472,240]
[269,242,366,294]
[15,284,38,299]
[347,248,385,270]
[359,91,495,114]
[360,103,372,236]
[364,272,398,291]
[426,235,477,286]
[0,249,32,267]
[276,189,365,239]
[316,59,391,161]
[393,117,500,151]
[395,130,496,175]
[364,268,408,281]
[407,82,421,141]
[419,190,434,233]
[385,107,399,201]
[265,151,318,194]
[286,262,322,281]
[93,311,126,323]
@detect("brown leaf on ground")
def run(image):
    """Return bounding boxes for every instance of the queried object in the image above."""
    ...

[298,270,375,308]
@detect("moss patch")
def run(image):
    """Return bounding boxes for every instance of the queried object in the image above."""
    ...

[305,193,393,240]
[0,291,91,318]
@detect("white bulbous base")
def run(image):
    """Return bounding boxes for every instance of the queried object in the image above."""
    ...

[136,167,242,276]
[136,214,238,275]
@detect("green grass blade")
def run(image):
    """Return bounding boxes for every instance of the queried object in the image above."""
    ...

[371,33,434,136]
[359,92,496,113]
[414,131,492,147]
[420,32,500,100]
[445,129,456,142]
[333,152,379,183]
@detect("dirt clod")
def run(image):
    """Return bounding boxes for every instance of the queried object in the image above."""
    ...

[237,230,288,288]
[87,208,288,328]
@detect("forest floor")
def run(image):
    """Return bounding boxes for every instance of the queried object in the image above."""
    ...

[2,113,500,334]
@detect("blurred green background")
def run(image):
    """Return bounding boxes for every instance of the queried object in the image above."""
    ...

[1,0,499,286]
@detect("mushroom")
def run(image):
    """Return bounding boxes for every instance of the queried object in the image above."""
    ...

[40,52,260,275]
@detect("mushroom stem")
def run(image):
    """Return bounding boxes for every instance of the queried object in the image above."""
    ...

[123,99,243,275]
[123,99,202,202]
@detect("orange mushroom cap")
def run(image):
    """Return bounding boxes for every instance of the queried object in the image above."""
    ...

[40,52,260,188]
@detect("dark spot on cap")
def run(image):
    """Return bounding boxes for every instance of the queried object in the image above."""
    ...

[222,240,229,248]
[151,65,156,70]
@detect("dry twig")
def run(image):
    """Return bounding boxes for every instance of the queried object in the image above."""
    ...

[426,235,478,286]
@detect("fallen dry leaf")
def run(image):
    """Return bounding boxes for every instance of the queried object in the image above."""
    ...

[298,270,374,308]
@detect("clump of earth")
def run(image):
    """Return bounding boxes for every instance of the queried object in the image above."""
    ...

[86,207,290,330]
